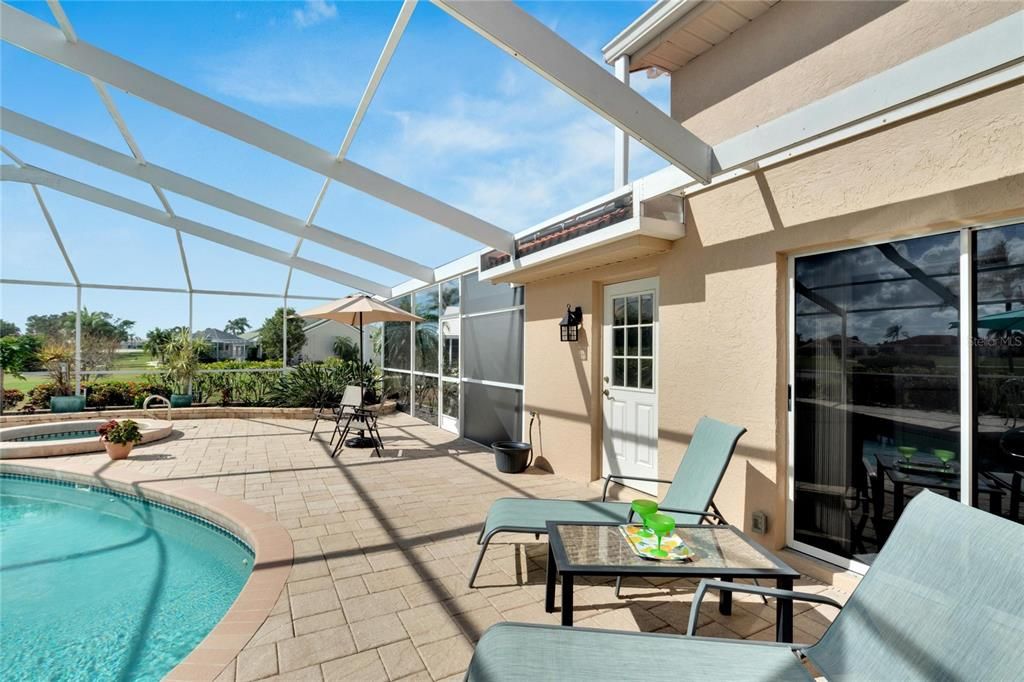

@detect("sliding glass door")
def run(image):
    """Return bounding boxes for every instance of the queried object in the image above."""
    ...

[791,222,1024,568]
[792,232,961,564]
[972,225,1024,522]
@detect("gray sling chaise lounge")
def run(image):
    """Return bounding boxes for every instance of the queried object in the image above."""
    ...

[468,416,746,587]
[464,490,1024,681]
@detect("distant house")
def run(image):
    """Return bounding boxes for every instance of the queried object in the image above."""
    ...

[192,328,252,361]
[300,319,365,363]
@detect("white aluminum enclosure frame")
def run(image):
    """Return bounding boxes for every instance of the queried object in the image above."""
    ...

[432,0,713,183]
[1,2,1020,394]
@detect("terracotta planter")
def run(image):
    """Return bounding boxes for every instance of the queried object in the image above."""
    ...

[104,441,134,460]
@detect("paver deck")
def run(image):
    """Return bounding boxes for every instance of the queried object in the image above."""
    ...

[8,413,846,681]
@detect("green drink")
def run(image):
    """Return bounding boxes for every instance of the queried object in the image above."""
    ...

[897,446,916,464]
[646,513,676,559]
[933,449,956,469]
[631,499,658,538]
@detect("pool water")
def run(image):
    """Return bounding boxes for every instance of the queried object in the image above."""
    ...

[0,475,252,681]
[7,429,99,442]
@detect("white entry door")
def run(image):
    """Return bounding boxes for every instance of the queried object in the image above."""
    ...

[602,278,659,495]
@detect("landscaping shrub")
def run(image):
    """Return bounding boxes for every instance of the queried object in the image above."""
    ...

[86,381,168,408]
[26,381,62,409]
[3,388,25,406]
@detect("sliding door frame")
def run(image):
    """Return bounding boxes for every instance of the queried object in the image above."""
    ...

[785,219,1024,572]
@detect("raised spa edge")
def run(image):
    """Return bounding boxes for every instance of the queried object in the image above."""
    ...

[0,418,173,459]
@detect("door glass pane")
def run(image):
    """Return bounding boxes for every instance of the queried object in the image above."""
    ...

[640,294,654,324]
[626,359,638,387]
[973,223,1024,525]
[613,328,624,356]
[613,299,625,325]
[626,297,638,325]
[793,232,960,563]
[640,359,653,389]
[640,327,652,357]
[626,328,638,356]
[613,358,625,386]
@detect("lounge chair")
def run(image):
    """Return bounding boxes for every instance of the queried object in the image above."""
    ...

[309,385,362,443]
[465,490,1024,681]
[468,416,746,588]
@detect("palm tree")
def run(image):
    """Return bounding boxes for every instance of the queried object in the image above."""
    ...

[225,317,251,335]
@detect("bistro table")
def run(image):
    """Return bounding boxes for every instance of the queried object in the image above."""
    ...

[864,451,1004,526]
[545,521,800,642]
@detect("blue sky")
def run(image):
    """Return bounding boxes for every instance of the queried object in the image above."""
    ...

[1,0,669,337]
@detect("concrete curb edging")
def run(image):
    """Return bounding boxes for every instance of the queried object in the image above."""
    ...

[0,459,294,682]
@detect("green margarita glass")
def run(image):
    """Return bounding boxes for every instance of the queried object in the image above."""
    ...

[897,446,916,464]
[631,499,658,538]
[933,448,956,469]
[646,513,676,559]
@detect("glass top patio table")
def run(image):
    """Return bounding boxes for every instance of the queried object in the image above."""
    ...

[544,521,799,641]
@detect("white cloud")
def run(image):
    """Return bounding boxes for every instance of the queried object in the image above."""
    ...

[201,41,358,108]
[292,0,337,28]
[363,69,617,230]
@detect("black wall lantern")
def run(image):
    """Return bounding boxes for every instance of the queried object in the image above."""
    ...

[559,305,583,342]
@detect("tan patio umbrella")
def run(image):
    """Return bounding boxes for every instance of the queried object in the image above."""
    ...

[297,294,422,390]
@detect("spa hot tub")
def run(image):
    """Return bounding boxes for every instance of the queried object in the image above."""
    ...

[0,419,173,459]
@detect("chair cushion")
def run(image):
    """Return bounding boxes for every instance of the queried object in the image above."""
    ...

[466,623,811,682]
[482,498,632,538]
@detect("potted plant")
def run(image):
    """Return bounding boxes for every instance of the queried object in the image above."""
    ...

[97,419,143,460]
[163,329,208,408]
[41,342,85,413]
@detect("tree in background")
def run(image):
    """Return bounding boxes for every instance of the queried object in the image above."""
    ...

[25,309,134,376]
[143,326,187,364]
[0,319,20,336]
[225,317,251,336]
[258,308,306,363]
[333,335,360,362]
[0,334,43,412]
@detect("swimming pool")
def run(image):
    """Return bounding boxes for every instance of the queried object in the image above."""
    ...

[0,474,253,681]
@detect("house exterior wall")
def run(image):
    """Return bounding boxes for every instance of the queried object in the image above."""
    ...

[523,2,1024,551]
[669,0,1018,145]
[301,321,364,363]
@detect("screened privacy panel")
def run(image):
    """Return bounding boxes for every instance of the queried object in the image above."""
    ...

[415,288,439,373]
[461,274,523,314]
[414,374,438,423]
[441,279,460,317]
[384,322,411,370]
[382,371,410,412]
[464,383,522,446]
[462,310,524,385]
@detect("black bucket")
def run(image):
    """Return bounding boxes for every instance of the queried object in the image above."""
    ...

[492,441,533,474]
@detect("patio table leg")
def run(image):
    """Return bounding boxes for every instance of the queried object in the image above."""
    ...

[776,576,794,643]
[718,576,732,615]
[545,543,556,614]
[560,573,574,627]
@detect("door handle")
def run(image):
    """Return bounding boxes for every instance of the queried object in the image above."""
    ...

[602,389,611,398]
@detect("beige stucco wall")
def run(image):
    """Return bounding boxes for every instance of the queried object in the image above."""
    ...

[670,0,1020,145]
[524,81,1024,549]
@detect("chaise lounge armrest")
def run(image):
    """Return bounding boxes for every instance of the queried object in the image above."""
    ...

[602,474,673,501]
[656,505,726,524]
[686,579,845,636]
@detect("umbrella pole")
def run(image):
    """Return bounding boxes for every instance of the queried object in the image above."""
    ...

[359,311,365,399]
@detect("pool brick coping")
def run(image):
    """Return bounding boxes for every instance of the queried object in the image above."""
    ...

[0,458,294,682]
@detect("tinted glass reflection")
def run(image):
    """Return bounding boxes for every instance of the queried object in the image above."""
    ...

[973,223,1024,525]
[793,232,960,563]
